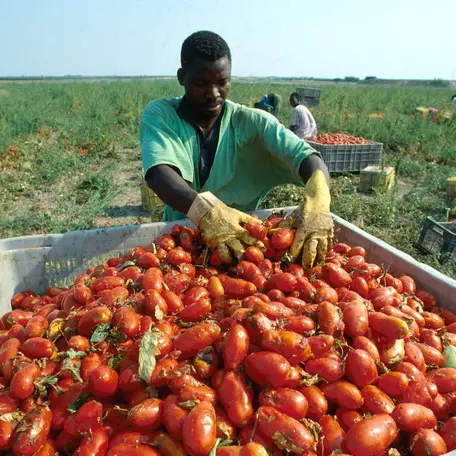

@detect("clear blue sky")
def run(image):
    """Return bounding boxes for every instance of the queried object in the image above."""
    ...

[1,0,454,79]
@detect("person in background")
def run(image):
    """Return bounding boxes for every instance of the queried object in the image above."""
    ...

[289,92,318,140]
[140,31,332,268]
[254,93,282,117]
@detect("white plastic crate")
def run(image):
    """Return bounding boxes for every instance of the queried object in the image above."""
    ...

[1,208,456,314]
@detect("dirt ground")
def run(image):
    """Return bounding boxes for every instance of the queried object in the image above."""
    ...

[94,147,154,228]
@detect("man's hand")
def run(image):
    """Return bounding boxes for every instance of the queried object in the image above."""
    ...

[281,169,333,268]
[188,192,261,263]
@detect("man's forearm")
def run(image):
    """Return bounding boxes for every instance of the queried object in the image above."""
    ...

[299,154,330,184]
[145,165,198,214]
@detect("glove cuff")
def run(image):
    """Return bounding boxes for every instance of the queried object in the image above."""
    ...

[187,192,222,226]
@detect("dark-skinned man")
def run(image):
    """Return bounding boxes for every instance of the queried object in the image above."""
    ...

[140,30,333,269]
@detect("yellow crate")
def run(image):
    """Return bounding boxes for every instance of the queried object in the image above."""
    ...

[359,165,396,193]
[141,179,163,211]
[447,177,456,200]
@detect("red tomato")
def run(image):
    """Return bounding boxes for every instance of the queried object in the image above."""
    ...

[440,417,456,451]
[23,316,49,339]
[112,307,142,337]
[245,221,268,239]
[244,351,292,388]
[173,323,221,359]
[77,306,112,337]
[12,405,52,456]
[399,275,416,294]
[343,301,368,337]
[193,347,219,380]
[181,401,217,456]
[344,414,398,456]
[163,395,188,440]
[336,408,362,430]
[323,263,353,288]
[314,286,338,304]
[73,426,109,456]
[270,229,295,250]
[377,371,409,396]
[218,371,254,427]
[260,329,312,364]
[222,323,250,370]
[304,357,344,383]
[137,252,160,268]
[255,406,315,454]
[321,381,363,410]
[345,349,378,388]
[317,415,345,456]
[392,403,437,432]
[409,429,447,456]
[64,400,103,437]
[361,385,395,414]
[128,398,164,430]
[0,420,13,451]
[259,387,308,420]
[318,301,344,336]
[427,368,456,393]
[10,362,41,400]
[347,246,366,257]
[89,365,119,398]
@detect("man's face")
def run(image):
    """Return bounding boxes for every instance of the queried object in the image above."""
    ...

[178,56,232,119]
[290,96,299,108]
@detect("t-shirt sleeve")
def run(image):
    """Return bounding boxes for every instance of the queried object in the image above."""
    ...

[140,101,194,182]
[290,108,298,127]
[254,111,320,181]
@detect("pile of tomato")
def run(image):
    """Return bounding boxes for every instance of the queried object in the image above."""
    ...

[311,134,371,145]
[2,212,456,456]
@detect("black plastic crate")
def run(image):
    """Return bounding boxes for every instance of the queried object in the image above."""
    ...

[416,217,456,258]
[296,87,322,107]
[305,140,383,173]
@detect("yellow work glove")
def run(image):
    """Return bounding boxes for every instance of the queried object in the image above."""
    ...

[281,169,333,268]
[188,192,261,263]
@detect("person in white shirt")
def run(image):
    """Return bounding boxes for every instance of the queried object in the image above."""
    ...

[289,92,318,140]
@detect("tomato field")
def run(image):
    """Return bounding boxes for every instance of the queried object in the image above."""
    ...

[0,78,455,279]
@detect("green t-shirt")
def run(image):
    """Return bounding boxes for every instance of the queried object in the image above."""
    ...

[140,98,318,221]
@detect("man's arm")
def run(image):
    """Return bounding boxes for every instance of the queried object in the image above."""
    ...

[145,165,197,214]
[290,125,298,133]
[299,153,330,184]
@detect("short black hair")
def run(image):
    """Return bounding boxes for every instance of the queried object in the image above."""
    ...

[181,31,231,69]
[290,92,300,101]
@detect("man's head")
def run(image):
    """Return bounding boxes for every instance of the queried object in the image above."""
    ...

[178,31,232,120]
[290,92,301,108]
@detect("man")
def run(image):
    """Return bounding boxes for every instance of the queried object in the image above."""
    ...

[140,31,332,268]
[254,93,282,117]
[289,92,318,140]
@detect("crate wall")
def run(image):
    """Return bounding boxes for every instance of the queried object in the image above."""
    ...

[306,141,383,173]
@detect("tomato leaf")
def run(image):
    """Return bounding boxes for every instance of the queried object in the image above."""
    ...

[64,349,87,359]
[109,327,127,342]
[175,318,197,328]
[46,318,66,341]
[118,260,137,271]
[107,354,123,370]
[0,412,25,423]
[154,305,164,321]
[90,323,112,343]
[444,345,456,368]
[208,438,233,456]
[138,327,161,383]
[34,374,60,396]
[60,356,83,383]
[177,400,199,410]
[68,392,90,414]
